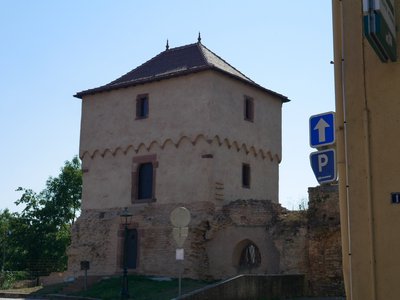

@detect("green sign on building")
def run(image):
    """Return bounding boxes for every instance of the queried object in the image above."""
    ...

[364,0,397,62]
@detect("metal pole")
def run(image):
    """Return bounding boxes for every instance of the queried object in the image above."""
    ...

[121,223,129,299]
[84,269,87,291]
[178,261,182,297]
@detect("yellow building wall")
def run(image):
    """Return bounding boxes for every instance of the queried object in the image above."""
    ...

[332,1,400,299]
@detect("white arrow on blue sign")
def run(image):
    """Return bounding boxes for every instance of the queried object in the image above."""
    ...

[309,112,335,148]
[310,149,337,184]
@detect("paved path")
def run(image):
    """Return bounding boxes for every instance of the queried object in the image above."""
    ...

[288,297,346,300]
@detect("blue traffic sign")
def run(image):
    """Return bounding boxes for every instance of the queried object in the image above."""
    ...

[310,149,337,184]
[309,112,335,148]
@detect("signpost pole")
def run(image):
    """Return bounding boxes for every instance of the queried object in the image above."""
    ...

[80,261,90,292]
[170,207,191,299]
[84,269,88,291]
[178,260,182,297]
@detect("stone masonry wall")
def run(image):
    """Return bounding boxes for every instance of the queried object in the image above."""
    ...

[269,184,344,297]
[67,185,344,295]
[67,201,217,280]
[307,184,344,296]
[205,200,284,278]
[269,210,308,274]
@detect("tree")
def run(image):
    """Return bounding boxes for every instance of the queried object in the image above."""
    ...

[9,156,82,274]
[0,209,13,271]
[16,156,82,227]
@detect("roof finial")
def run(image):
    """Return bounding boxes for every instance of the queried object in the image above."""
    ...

[197,32,201,43]
[166,39,169,51]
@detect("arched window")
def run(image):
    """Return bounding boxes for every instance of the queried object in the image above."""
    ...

[138,162,153,199]
[239,242,261,268]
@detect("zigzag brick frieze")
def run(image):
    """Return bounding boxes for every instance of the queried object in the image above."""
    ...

[80,134,281,163]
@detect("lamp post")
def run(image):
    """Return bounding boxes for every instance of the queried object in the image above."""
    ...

[120,207,133,299]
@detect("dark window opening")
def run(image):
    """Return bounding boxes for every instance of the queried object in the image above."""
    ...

[239,243,261,268]
[242,164,250,188]
[132,154,157,203]
[244,96,254,122]
[138,162,153,199]
[136,95,149,119]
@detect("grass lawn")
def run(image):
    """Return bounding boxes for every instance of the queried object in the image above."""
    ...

[34,275,211,300]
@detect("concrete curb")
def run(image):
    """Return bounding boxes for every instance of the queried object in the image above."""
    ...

[0,292,100,300]
[0,292,38,298]
[44,294,101,300]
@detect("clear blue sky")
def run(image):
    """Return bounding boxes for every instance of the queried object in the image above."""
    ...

[0,1,334,212]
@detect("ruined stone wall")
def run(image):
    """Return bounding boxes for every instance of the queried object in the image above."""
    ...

[68,201,216,280]
[269,210,308,274]
[306,185,344,296]
[68,199,283,281]
[205,200,283,279]
[269,184,344,296]
[67,185,344,296]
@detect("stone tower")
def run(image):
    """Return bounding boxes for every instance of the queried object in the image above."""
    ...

[68,40,289,279]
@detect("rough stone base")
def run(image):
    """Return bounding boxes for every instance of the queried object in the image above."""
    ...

[67,185,344,296]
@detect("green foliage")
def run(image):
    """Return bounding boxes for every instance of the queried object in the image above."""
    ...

[298,198,308,211]
[0,209,15,272]
[0,271,30,289]
[16,156,82,227]
[2,156,82,276]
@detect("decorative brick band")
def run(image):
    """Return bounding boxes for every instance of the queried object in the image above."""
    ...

[80,134,281,163]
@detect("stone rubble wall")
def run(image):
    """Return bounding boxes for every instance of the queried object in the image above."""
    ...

[269,184,344,296]
[307,185,344,296]
[67,185,344,296]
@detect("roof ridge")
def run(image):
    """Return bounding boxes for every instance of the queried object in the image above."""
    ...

[166,42,198,52]
[107,43,202,87]
[195,42,211,67]
[199,43,255,84]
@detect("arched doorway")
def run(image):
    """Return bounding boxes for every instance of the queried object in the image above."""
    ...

[125,228,138,269]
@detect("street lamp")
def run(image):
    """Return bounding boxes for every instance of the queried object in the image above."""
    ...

[120,207,133,299]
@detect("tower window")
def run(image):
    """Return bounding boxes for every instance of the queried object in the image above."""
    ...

[242,163,251,188]
[137,162,153,199]
[244,96,254,122]
[132,154,157,203]
[136,94,149,119]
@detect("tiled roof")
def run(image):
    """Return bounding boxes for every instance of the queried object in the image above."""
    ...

[74,42,289,102]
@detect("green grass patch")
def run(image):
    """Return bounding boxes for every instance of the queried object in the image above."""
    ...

[73,275,210,300]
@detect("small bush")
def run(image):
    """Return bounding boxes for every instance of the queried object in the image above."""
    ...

[0,271,31,289]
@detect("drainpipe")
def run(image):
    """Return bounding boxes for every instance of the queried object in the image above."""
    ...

[361,5,377,299]
[334,1,378,299]
[332,0,353,298]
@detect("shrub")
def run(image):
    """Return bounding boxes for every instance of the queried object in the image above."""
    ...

[0,271,31,289]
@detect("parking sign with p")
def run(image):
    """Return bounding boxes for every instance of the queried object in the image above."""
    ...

[310,149,337,184]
